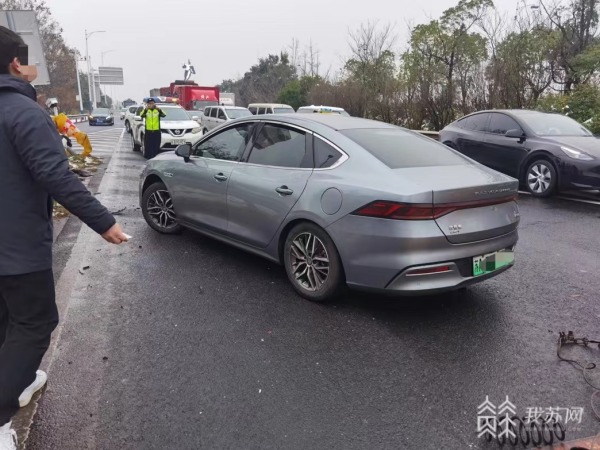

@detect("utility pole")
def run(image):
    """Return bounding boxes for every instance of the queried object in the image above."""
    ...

[85,29,105,110]
[74,54,83,113]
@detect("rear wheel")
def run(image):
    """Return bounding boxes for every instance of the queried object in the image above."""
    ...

[525,159,557,197]
[141,182,182,234]
[283,223,345,302]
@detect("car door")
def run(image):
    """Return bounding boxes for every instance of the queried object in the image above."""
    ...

[217,108,227,127]
[169,123,254,232]
[133,106,145,144]
[209,107,218,129]
[226,122,313,248]
[452,113,490,161]
[483,113,529,177]
[202,107,211,129]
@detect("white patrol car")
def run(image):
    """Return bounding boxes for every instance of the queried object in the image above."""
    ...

[130,101,203,159]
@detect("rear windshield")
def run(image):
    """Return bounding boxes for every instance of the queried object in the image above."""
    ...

[226,109,252,119]
[274,107,295,114]
[340,128,467,168]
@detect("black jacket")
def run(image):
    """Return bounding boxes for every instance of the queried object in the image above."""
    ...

[0,75,115,276]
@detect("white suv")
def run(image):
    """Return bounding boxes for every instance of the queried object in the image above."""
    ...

[130,104,203,158]
[201,106,252,133]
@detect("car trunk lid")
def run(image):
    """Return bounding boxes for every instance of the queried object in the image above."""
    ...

[393,164,520,244]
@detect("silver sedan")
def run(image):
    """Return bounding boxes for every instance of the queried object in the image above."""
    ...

[139,115,520,302]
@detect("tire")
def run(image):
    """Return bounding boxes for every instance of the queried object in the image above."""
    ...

[131,132,141,152]
[524,159,557,197]
[283,223,345,302]
[141,182,182,234]
[125,121,131,133]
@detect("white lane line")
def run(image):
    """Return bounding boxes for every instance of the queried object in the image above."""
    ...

[518,190,600,206]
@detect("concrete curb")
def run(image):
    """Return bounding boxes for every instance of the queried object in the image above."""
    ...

[12,134,121,449]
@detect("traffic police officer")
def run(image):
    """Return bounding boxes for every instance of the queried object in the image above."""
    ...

[139,99,166,159]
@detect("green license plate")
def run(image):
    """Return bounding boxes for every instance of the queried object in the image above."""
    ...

[473,250,514,276]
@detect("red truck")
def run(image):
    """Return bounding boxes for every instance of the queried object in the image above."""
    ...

[158,80,220,113]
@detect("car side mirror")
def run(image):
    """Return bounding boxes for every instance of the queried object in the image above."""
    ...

[134,116,142,121]
[505,129,525,141]
[175,143,192,162]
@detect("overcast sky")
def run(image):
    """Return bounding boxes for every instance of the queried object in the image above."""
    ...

[48,0,520,105]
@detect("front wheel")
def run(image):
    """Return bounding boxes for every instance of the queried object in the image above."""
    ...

[283,223,345,302]
[525,159,557,197]
[125,121,131,133]
[141,182,182,234]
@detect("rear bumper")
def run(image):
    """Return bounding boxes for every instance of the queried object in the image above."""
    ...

[326,215,519,295]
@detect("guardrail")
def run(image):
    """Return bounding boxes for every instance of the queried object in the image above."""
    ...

[415,130,440,141]
[67,114,88,124]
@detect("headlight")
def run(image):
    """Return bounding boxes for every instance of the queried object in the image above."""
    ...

[89,115,94,119]
[560,146,594,161]
[192,127,202,134]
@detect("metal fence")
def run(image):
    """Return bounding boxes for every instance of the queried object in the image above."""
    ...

[67,115,88,124]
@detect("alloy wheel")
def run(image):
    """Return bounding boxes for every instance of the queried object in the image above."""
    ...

[289,232,330,291]
[146,189,177,230]
[527,163,552,194]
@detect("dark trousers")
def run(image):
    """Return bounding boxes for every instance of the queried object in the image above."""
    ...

[144,130,162,159]
[0,270,58,426]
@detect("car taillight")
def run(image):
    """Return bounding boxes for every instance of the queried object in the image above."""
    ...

[352,195,517,220]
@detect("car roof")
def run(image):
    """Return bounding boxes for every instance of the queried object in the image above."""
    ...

[223,106,249,110]
[248,103,293,108]
[240,113,396,131]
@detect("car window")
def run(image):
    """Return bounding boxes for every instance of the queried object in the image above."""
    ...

[192,124,253,161]
[488,113,522,135]
[341,128,467,169]
[136,106,143,116]
[218,108,227,120]
[249,107,258,115]
[248,124,308,168]
[204,108,211,117]
[129,106,137,113]
[314,136,343,169]
[266,108,274,114]
[457,113,489,132]
[210,108,217,118]
[257,107,265,115]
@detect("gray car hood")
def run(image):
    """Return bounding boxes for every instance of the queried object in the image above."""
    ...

[548,136,600,157]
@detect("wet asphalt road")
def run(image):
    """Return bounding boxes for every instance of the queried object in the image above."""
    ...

[27,129,600,449]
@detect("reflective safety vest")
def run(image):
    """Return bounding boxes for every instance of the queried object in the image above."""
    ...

[141,108,164,131]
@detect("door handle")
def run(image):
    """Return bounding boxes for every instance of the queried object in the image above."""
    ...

[275,185,294,196]
[214,173,228,182]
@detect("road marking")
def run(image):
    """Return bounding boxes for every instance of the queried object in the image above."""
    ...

[518,190,600,206]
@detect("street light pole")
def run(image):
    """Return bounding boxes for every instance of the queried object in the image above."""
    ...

[74,54,84,113]
[100,50,116,107]
[84,29,105,110]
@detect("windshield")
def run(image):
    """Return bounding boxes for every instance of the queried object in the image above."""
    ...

[161,107,193,121]
[524,113,593,136]
[192,100,218,111]
[226,109,252,119]
[274,107,295,114]
[341,128,467,169]
[92,108,110,115]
